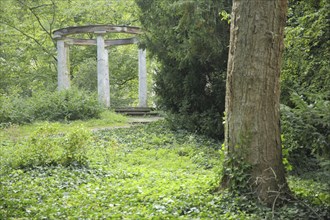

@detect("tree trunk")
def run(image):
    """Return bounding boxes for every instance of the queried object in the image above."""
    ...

[222,0,289,205]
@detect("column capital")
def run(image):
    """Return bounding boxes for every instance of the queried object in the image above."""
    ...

[53,34,65,40]
[94,30,107,35]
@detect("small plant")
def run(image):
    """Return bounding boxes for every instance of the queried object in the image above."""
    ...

[1,123,91,169]
[23,123,63,167]
[61,126,91,166]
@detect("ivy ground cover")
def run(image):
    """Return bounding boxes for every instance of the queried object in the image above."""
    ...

[1,121,329,219]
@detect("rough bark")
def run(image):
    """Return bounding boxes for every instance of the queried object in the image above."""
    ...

[222,0,289,205]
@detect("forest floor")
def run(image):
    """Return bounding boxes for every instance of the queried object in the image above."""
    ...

[0,113,329,219]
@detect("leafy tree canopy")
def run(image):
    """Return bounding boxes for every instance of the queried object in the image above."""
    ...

[282,0,330,103]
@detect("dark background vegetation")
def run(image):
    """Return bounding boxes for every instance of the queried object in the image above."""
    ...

[136,0,231,140]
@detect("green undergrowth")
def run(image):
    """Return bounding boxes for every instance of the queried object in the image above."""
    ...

[1,121,329,219]
[0,111,127,142]
[0,88,104,125]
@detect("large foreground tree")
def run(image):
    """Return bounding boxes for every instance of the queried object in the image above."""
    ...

[222,0,289,205]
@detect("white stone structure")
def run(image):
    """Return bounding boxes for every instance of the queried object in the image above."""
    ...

[56,39,70,90]
[53,25,147,108]
[138,49,147,107]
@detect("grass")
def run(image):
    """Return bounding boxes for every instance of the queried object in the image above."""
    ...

[0,111,127,142]
[0,119,329,219]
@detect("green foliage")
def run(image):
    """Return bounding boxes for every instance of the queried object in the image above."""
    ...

[0,123,91,169]
[219,10,231,24]
[280,0,330,179]
[61,126,91,166]
[0,0,142,106]
[281,135,293,172]
[288,176,330,207]
[0,0,58,95]
[136,0,230,138]
[0,111,127,145]
[0,88,103,125]
[73,111,127,128]
[32,88,103,122]
[166,109,225,139]
[72,57,98,92]
[0,94,35,125]
[20,124,63,168]
[220,145,252,194]
[1,121,328,219]
[281,92,330,175]
[282,0,330,104]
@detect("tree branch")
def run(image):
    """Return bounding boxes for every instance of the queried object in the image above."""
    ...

[17,0,56,47]
[29,3,53,10]
[28,7,53,41]
[117,77,136,87]
[49,0,56,32]
[1,21,57,62]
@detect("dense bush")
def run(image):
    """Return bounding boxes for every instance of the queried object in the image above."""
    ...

[0,94,35,125]
[281,92,330,176]
[281,0,330,104]
[136,0,230,139]
[280,0,330,175]
[166,108,224,140]
[0,88,103,125]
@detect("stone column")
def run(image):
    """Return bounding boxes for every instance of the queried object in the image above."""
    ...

[96,32,110,108]
[138,49,147,107]
[56,38,70,90]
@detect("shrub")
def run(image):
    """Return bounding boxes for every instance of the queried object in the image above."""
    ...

[20,123,63,167]
[166,108,224,140]
[61,126,91,166]
[33,88,104,121]
[0,88,104,125]
[1,123,92,169]
[0,94,34,125]
[281,92,330,175]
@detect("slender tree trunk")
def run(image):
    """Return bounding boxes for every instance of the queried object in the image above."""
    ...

[222,0,289,205]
